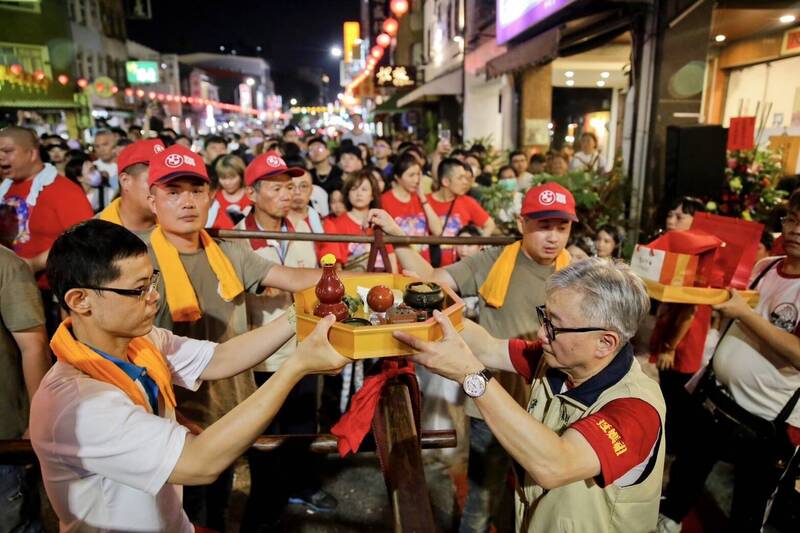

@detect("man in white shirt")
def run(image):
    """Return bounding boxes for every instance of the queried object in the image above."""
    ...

[92,130,119,193]
[30,219,350,532]
[341,113,373,147]
[659,189,800,533]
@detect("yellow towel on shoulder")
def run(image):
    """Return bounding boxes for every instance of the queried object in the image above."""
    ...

[150,226,244,322]
[50,318,176,411]
[97,197,123,225]
[479,242,571,308]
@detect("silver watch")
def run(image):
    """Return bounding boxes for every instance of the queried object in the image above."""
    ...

[463,369,493,398]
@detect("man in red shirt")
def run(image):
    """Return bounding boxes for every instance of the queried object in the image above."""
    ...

[427,158,495,266]
[0,127,93,278]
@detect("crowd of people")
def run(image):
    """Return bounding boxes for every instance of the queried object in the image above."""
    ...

[0,112,797,533]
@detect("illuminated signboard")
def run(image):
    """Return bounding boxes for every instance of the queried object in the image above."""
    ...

[125,61,159,84]
[374,65,416,89]
[496,0,577,44]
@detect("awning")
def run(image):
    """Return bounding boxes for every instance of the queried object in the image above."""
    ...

[397,68,463,107]
[486,28,559,78]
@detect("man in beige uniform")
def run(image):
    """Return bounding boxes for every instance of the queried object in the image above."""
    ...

[145,144,323,531]
[369,182,574,532]
[397,259,666,533]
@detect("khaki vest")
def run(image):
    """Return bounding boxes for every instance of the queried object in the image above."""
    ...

[516,348,666,533]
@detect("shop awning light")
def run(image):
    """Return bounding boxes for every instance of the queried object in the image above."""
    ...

[565,79,575,87]
[715,34,726,42]
[564,71,574,78]
[779,14,796,24]
[596,80,606,87]
[600,72,610,79]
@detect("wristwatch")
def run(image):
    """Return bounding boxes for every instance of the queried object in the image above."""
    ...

[463,368,494,398]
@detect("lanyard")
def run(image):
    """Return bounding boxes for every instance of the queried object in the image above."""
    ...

[257,219,289,265]
[91,347,160,415]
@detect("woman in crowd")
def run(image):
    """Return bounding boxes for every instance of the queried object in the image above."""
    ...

[214,154,252,224]
[328,190,347,218]
[368,166,386,193]
[594,224,625,259]
[339,144,364,183]
[318,170,397,272]
[64,153,115,213]
[381,152,443,258]
[569,132,604,172]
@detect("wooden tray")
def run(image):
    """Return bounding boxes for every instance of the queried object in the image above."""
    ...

[294,273,464,359]
[644,279,759,306]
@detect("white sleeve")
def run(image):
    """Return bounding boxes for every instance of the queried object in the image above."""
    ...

[147,327,216,391]
[51,383,188,496]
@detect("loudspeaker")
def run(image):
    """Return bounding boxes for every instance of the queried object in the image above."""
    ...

[665,125,727,199]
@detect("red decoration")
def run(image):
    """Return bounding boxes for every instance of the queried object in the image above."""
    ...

[111,85,119,94]
[727,117,756,151]
[313,259,349,322]
[124,87,134,97]
[9,64,22,75]
[77,78,89,88]
[382,17,399,36]
[148,91,156,99]
[136,89,145,97]
[95,82,105,92]
[390,0,409,17]
[376,33,391,48]
[370,46,384,59]
[33,70,45,81]
[367,285,394,312]
[57,74,69,85]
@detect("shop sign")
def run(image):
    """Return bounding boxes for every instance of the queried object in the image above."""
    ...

[497,0,577,44]
[374,66,416,89]
[125,61,159,84]
[781,27,800,56]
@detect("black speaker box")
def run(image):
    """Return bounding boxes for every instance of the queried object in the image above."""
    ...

[665,125,727,199]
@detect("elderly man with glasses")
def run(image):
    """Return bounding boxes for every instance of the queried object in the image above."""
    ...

[396,258,666,533]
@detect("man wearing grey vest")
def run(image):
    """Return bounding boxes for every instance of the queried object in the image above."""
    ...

[396,259,666,533]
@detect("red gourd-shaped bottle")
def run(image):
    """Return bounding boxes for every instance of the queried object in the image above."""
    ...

[314,254,350,322]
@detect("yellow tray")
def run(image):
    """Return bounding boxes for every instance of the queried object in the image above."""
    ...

[644,279,759,306]
[294,273,464,359]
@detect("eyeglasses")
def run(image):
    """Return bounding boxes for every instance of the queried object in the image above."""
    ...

[781,215,799,230]
[84,270,160,301]
[536,305,607,342]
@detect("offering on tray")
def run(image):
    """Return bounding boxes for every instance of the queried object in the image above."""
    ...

[387,304,419,324]
[313,254,350,322]
[367,285,394,313]
[403,282,445,310]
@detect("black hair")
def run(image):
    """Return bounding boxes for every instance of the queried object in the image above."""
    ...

[110,127,127,138]
[457,224,482,238]
[116,138,133,149]
[450,148,467,159]
[282,141,302,159]
[530,153,546,164]
[789,188,800,213]
[282,125,298,136]
[568,235,597,257]
[437,158,465,183]
[666,196,705,216]
[157,134,175,147]
[47,220,149,312]
[760,230,774,252]
[342,170,381,211]
[338,143,363,162]
[509,150,525,162]
[64,152,90,185]
[283,156,307,170]
[307,137,327,149]
[205,135,226,148]
[374,136,393,147]
[497,164,517,178]
[469,143,486,154]
[596,224,625,257]
[175,134,190,144]
[397,141,416,153]
[158,128,178,138]
[392,152,420,180]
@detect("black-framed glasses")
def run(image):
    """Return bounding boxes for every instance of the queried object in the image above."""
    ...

[781,215,799,229]
[536,305,607,342]
[83,270,160,301]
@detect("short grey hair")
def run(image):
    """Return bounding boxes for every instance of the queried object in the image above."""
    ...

[546,258,649,344]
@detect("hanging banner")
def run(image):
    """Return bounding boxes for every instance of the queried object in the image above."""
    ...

[727,116,755,151]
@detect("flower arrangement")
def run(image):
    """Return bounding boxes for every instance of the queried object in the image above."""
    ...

[713,147,786,222]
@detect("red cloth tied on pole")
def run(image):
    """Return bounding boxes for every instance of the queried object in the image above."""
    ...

[331,359,418,457]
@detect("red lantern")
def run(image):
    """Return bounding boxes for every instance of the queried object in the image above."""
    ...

[9,64,23,75]
[34,70,46,81]
[124,87,134,97]
[136,89,145,98]
[57,74,69,85]
[157,93,166,101]
[376,33,391,48]
[382,17,399,36]
[111,85,119,94]
[370,46,383,60]
[77,78,89,88]
[390,0,409,17]
[180,96,188,103]
[166,94,173,101]
[148,91,156,99]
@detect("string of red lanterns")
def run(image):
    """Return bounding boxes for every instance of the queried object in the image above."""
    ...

[121,86,260,115]
[344,0,409,97]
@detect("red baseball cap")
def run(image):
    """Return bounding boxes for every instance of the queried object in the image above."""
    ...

[118,139,165,173]
[521,182,578,222]
[147,144,209,186]
[245,151,305,186]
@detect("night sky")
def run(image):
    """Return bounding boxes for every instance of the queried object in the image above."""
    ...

[126,0,360,103]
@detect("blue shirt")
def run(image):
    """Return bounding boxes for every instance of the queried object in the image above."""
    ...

[92,347,160,415]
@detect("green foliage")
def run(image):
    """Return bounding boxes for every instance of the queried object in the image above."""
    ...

[712,147,787,222]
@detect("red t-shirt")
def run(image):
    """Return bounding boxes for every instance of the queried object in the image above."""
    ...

[214,190,252,222]
[3,176,93,287]
[207,201,234,230]
[648,304,712,374]
[381,189,429,256]
[508,339,662,487]
[318,214,394,270]
[426,193,490,266]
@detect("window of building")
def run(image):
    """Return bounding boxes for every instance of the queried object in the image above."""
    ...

[89,0,98,27]
[85,52,94,80]
[0,42,51,76]
[78,0,87,24]
[0,1,42,13]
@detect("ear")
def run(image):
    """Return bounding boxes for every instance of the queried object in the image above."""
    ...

[64,288,92,316]
[147,187,158,215]
[595,331,621,360]
[246,186,257,202]
[516,215,525,234]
